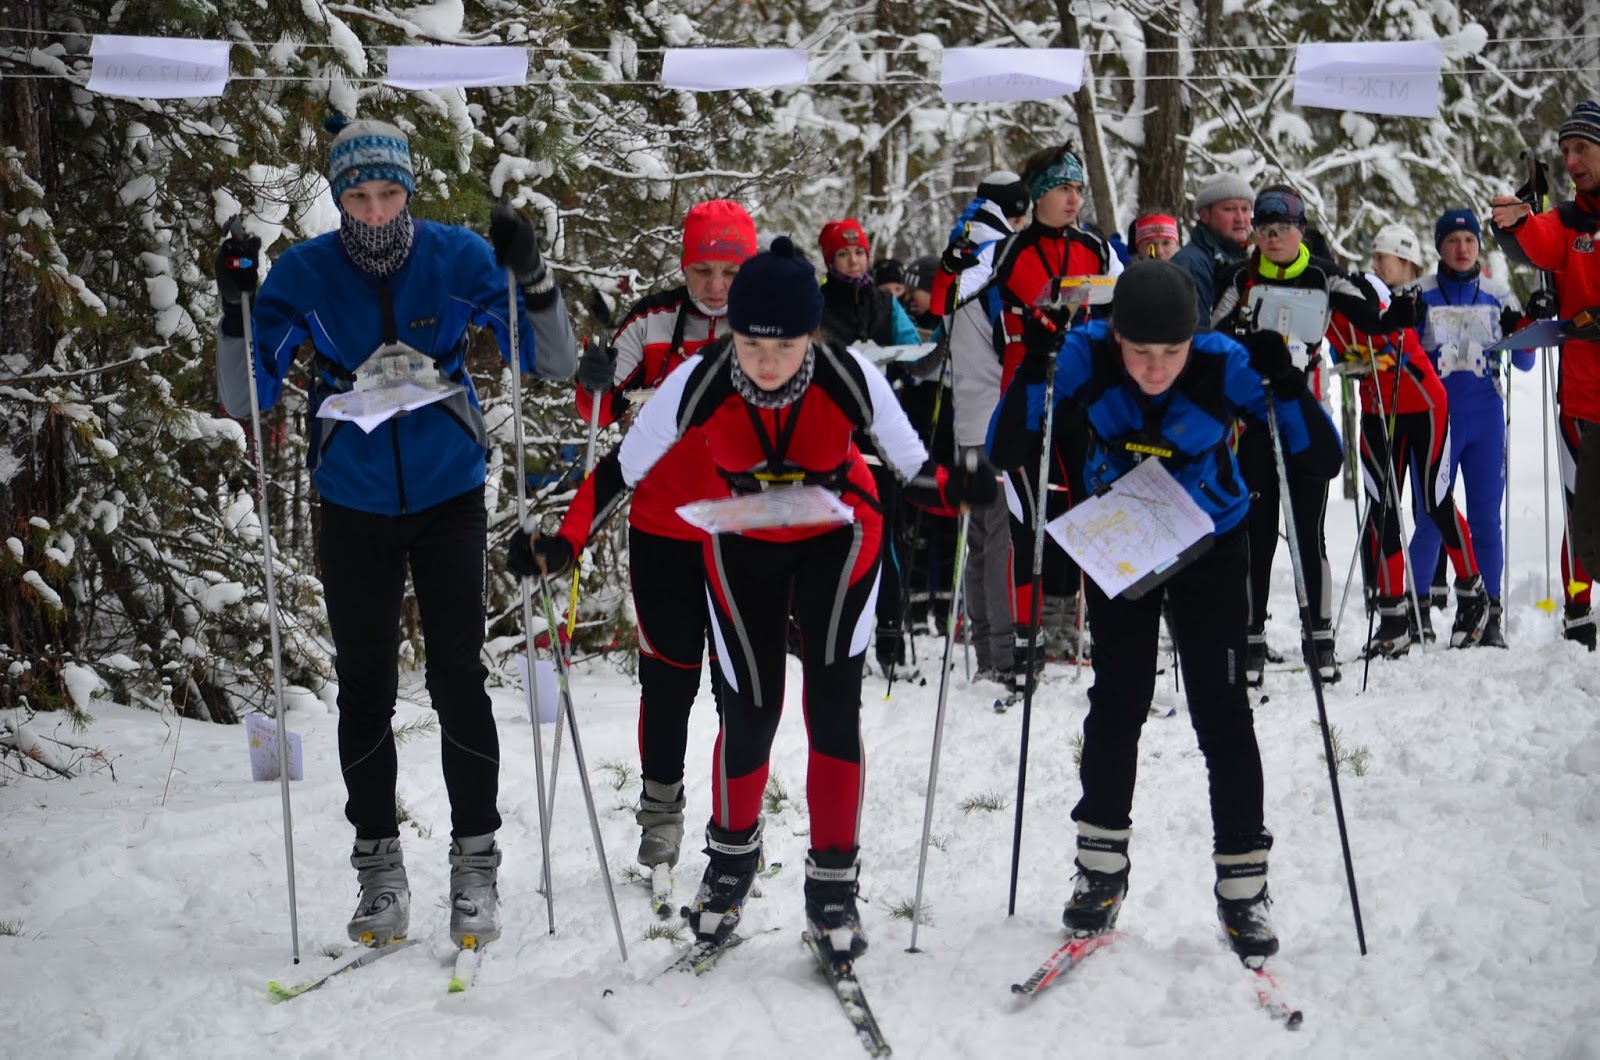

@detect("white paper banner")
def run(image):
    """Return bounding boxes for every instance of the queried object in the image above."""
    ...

[1292,41,1442,118]
[246,712,304,782]
[384,45,529,90]
[940,48,1084,103]
[88,36,230,99]
[660,48,809,91]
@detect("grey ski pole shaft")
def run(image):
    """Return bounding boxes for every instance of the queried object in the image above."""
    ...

[506,269,557,934]
[1263,388,1367,955]
[537,573,628,962]
[1007,341,1061,918]
[908,505,972,952]
[544,364,605,828]
[238,287,300,964]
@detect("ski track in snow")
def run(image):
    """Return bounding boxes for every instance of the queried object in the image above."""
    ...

[3,373,1599,1058]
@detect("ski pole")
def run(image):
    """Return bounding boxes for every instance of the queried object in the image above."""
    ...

[1007,308,1069,918]
[505,267,557,934]
[1503,356,1512,619]
[908,504,972,952]
[1360,342,1424,690]
[236,276,301,964]
[1542,330,1556,610]
[536,571,628,962]
[1263,386,1368,956]
[546,295,614,829]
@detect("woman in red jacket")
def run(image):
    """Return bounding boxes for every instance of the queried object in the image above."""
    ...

[570,201,754,880]
[511,237,997,961]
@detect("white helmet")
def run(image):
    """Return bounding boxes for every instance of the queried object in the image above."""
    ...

[1372,224,1426,268]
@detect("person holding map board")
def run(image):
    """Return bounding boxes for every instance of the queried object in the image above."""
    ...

[508,236,998,962]
[987,259,1341,962]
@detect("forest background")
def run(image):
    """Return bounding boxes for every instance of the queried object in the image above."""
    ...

[0,0,1591,759]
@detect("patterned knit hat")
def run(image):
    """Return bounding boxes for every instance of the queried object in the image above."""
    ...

[1027,150,1086,201]
[1132,214,1180,252]
[819,218,869,263]
[682,200,757,268]
[727,236,824,338]
[1559,101,1600,148]
[326,114,415,203]
[1433,208,1481,250]
[1254,187,1307,228]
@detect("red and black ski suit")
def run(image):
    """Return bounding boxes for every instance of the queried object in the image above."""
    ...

[561,339,964,853]
[567,288,730,789]
[992,222,1115,627]
[1325,311,1478,597]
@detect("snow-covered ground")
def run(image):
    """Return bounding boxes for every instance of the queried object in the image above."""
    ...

[3,366,1598,1059]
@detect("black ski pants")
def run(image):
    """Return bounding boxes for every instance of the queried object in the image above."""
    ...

[320,486,500,841]
[630,527,722,787]
[1237,420,1332,630]
[1072,526,1269,855]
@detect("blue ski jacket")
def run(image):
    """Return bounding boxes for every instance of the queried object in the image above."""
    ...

[987,321,1341,536]
[218,220,575,515]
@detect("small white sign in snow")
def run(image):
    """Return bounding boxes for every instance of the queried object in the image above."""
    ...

[660,48,809,91]
[1292,41,1442,119]
[384,45,529,90]
[88,36,230,99]
[940,48,1084,103]
[246,713,304,782]
[516,653,560,725]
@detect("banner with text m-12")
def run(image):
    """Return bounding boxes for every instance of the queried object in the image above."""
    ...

[1292,40,1442,119]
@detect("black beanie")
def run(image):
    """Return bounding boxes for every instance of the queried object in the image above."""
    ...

[727,236,824,338]
[977,169,1030,219]
[1111,260,1198,344]
[872,258,905,286]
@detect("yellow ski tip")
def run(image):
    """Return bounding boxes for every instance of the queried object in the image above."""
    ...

[447,977,467,993]
[1536,598,1558,614]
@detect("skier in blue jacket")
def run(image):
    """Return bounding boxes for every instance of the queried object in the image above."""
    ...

[213,114,577,950]
[1409,208,1535,647]
[988,259,1342,962]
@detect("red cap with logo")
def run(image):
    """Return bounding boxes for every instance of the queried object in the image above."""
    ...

[682,200,757,269]
[819,218,869,263]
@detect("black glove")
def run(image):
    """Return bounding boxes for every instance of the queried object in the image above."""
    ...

[1380,290,1423,331]
[946,451,999,508]
[1513,158,1551,208]
[1561,307,1600,343]
[490,199,555,307]
[575,338,616,394]
[215,225,261,338]
[506,529,575,578]
[1499,305,1526,337]
[1526,289,1559,320]
[1238,330,1304,399]
[940,235,978,274]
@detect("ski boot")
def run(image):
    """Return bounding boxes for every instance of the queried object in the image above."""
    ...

[686,819,763,942]
[1011,623,1045,695]
[449,833,502,947]
[1063,823,1130,937]
[1449,575,1489,648]
[1040,594,1084,662]
[1564,604,1596,651]
[636,779,686,869]
[1306,623,1341,684]
[1364,596,1412,659]
[1478,597,1507,648]
[347,837,410,946]
[804,848,867,960]
[1215,847,1279,963]
[1411,599,1438,644]
[1245,626,1267,688]
[874,625,905,677]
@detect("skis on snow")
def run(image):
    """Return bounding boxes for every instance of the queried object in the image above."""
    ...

[448,937,485,993]
[267,938,422,1001]
[1010,931,1117,996]
[649,864,675,920]
[802,931,892,1057]
[1008,932,1304,1029]
[653,926,780,980]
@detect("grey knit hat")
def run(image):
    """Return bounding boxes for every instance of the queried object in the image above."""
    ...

[1194,174,1255,212]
